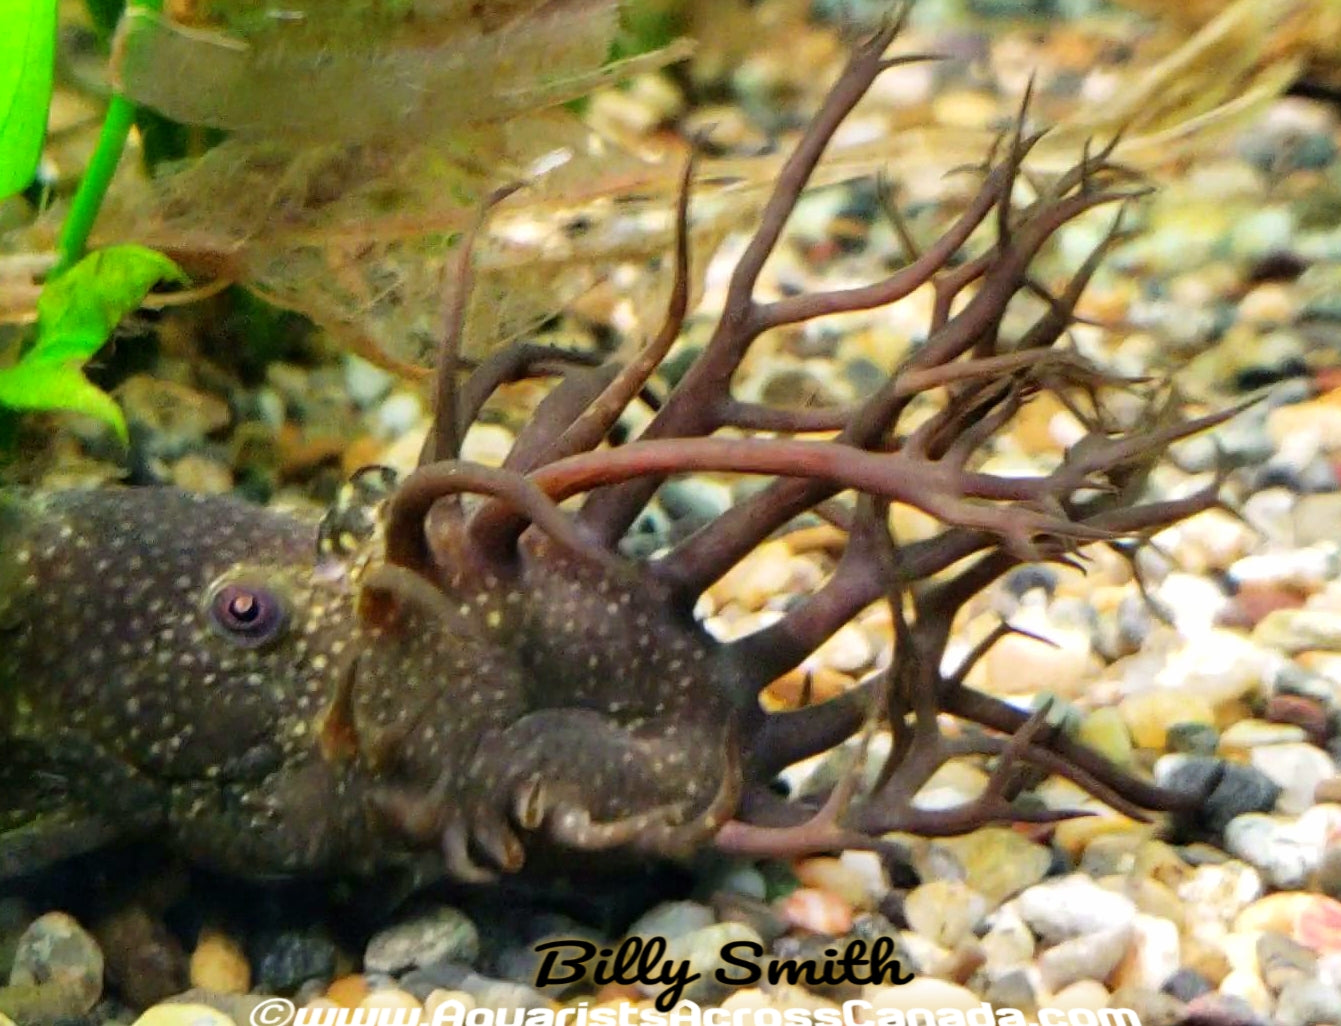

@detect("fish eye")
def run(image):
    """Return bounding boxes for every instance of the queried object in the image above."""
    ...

[208,582,288,647]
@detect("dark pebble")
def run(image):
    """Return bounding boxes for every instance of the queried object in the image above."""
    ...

[657,345,700,388]
[877,891,909,931]
[1271,456,1340,494]
[1160,757,1281,837]
[772,934,861,1002]
[708,892,787,947]
[842,356,886,397]
[1315,845,1341,901]
[657,478,731,530]
[759,368,840,409]
[363,906,479,976]
[878,841,920,889]
[1235,357,1309,394]
[1114,594,1154,655]
[1046,843,1074,877]
[0,899,32,981]
[983,969,1037,1015]
[792,327,842,360]
[1166,723,1221,756]
[92,904,187,1010]
[1240,129,1338,175]
[1251,463,1313,493]
[491,931,601,998]
[1290,133,1338,172]
[836,180,881,226]
[620,504,673,559]
[967,0,1052,17]
[1247,251,1309,283]
[87,996,138,1025]
[1162,967,1214,1003]
[250,928,337,995]
[1269,662,1337,709]
[1181,993,1271,1026]
[1004,565,1059,600]
[847,914,912,970]
[396,961,473,1003]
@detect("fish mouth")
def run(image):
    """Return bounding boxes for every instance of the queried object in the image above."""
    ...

[362,714,746,883]
[307,561,747,881]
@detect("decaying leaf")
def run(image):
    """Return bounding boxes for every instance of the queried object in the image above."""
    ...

[1048,0,1304,164]
[1110,0,1341,92]
[111,0,691,141]
[94,105,760,373]
[85,0,713,374]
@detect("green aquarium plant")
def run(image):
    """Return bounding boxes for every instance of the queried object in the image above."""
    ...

[96,0,699,373]
[0,0,57,200]
[2,0,167,272]
[0,245,185,442]
[0,0,182,442]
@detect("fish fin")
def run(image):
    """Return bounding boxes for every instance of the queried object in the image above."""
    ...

[0,735,165,879]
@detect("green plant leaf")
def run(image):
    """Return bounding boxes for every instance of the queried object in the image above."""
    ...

[0,245,185,441]
[0,0,58,198]
[0,361,127,441]
[33,245,186,365]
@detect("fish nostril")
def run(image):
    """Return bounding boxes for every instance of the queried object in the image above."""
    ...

[216,740,284,781]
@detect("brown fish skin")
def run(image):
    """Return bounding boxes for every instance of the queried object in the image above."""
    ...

[0,486,739,880]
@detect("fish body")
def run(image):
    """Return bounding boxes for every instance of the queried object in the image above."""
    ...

[0,485,738,880]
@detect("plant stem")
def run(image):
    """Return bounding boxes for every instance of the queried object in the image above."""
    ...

[52,90,135,277]
[53,0,165,277]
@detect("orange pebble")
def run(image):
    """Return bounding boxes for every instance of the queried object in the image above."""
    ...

[1315,367,1341,393]
[189,927,250,994]
[776,887,854,935]
[326,974,371,1008]
[763,667,854,709]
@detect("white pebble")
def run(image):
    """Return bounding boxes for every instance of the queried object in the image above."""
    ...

[1015,874,1137,942]
[1251,742,1338,813]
